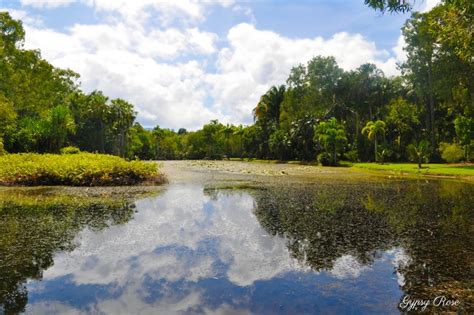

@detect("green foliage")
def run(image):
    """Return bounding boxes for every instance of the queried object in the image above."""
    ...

[0,138,5,156]
[454,115,473,160]
[344,149,359,162]
[407,140,431,168]
[60,146,80,154]
[364,0,412,13]
[386,97,419,150]
[315,118,347,165]
[0,153,163,186]
[0,7,472,167]
[362,120,386,162]
[269,129,289,160]
[317,152,333,166]
[439,142,464,163]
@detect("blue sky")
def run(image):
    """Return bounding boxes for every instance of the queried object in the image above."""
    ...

[0,0,438,129]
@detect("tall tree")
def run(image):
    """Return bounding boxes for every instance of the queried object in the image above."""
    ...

[315,118,347,165]
[362,120,386,162]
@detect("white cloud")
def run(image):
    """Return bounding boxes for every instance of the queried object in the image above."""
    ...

[421,0,442,12]
[207,23,405,125]
[82,0,232,27]
[20,0,75,9]
[9,2,406,129]
[0,8,43,26]
[22,20,219,129]
[330,255,370,279]
[42,187,299,287]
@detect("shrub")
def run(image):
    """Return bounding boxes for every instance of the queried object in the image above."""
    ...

[439,142,464,163]
[344,149,359,162]
[317,152,333,166]
[0,153,166,186]
[0,139,5,156]
[60,146,81,154]
[407,140,430,168]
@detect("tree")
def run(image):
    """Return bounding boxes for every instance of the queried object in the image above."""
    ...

[269,129,289,161]
[386,97,419,151]
[46,105,75,152]
[233,125,245,158]
[221,124,234,157]
[0,12,25,52]
[364,0,412,13]
[362,120,386,162]
[253,85,285,126]
[454,116,473,160]
[315,118,347,165]
[288,114,317,161]
[109,99,135,157]
[0,94,16,141]
[407,140,430,168]
[402,12,437,152]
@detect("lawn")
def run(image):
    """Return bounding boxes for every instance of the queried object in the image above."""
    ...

[351,162,474,177]
[0,153,165,186]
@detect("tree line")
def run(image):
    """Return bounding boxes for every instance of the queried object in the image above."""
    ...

[0,0,472,164]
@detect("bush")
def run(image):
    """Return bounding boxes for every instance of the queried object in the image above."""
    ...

[344,149,359,162]
[0,153,166,186]
[317,152,333,166]
[0,139,5,156]
[439,142,464,163]
[60,146,81,154]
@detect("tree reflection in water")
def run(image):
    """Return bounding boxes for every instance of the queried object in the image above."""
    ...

[0,190,137,315]
[252,181,473,313]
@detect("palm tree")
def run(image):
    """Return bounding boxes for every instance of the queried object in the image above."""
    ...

[362,120,386,162]
[110,99,135,157]
[407,140,430,169]
[315,117,347,165]
[252,85,286,126]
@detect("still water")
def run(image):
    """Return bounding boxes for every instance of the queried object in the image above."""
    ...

[0,178,472,314]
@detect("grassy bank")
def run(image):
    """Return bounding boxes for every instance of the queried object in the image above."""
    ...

[350,162,473,177]
[227,158,473,178]
[0,153,165,186]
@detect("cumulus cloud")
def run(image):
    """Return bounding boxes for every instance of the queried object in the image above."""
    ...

[5,1,406,129]
[42,187,298,287]
[421,0,442,12]
[0,7,43,26]
[208,23,404,125]
[82,0,233,27]
[22,20,219,129]
[20,0,75,9]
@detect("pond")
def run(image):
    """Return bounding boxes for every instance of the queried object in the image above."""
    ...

[0,162,473,314]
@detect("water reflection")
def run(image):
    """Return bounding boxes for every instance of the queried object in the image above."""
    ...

[252,181,473,313]
[0,189,136,315]
[0,181,472,314]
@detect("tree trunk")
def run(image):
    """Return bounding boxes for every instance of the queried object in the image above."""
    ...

[427,61,436,151]
[374,137,378,162]
[99,120,105,153]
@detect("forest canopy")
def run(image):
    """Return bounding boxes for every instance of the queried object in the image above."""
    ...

[0,0,472,164]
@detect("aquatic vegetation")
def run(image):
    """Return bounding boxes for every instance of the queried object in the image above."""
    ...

[0,153,165,186]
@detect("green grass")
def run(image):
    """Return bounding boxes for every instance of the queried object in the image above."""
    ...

[352,162,474,177]
[0,153,166,186]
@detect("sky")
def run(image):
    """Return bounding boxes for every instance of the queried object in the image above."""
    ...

[0,0,440,130]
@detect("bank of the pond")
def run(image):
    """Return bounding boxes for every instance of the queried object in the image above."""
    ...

[227,158,473,180]
[352,162,474,178]
[0,153,165,186]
